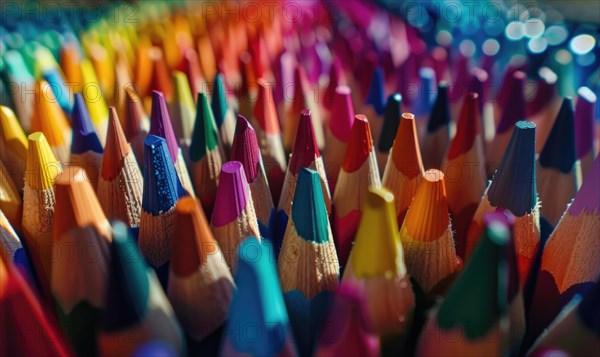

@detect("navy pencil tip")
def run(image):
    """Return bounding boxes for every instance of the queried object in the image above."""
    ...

[427,82,450,133]
[366,67,385,115]
[142,135,185,215]
[378,93,402,152]
[539,98,576,173]
[71,93,103,154]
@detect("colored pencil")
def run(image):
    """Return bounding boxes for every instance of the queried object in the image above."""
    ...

[0,105,28,192]
[382,113,425,227]
[190,92,223,216]
[413,67,437,140]
[99,221,184,356]
[21,132,62,299]
[180,48,206,104]
[149,47,174,103]
[363,67,386,146]
[220,237,298,357]
[528,277,600,356]
[60,42,82,93]
[252,79,287,202]
[97,107,143,227]
[416,213,519,357]
[487,71,526,176]
[170,71,197,161]
[443,92,487,256]
[3,50,35,132]
[468,68,495,147]
[134,35,154,99]
[51,167,112,356]
[211,72,237,153]
[230,115,275,236]
[31,80,71,162]
[123,86,149,166]
[70,93,103,189]
[333,115,381,269]
[284,65,325,151]
[322,58,347,114]
[315,283,380,357]
[466,121,540,284]
[343,187,415,335]
[168,196,234,342]
[211,161,261,273]
[149,90,196,197]
[527,67,562,153]
[0,254,72,357]
[422,82,451,170]
[537,97,581,236]
[376,93,402,171]
[80,59,109,145]
[574,86,596,177]
[88,43,115,104]
[400,169,460,295]
[323,85,355,193]
[278,167,339,356]
[0,208,26,271]
[138,135,186,273]
[0,159,22,233]
[526,155,600,349]
[278,109,332,242]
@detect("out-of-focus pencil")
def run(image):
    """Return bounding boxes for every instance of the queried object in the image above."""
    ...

[98,107,143,227]
[51,167,112,356]
[0,105,28,192]
[170,71,197,161]
[3,50,35,131]
[230,115,275,237]
[343,187,415,335]
[382,113,425,227]
[466,121,540,284]
[333,116,381,269]
[123,87,149,166]
[211,161,261,273]
[0,159,22,233]
[323,85,355,193]
[400,169,460,295]
[80,59,109,145]
[21,132,62,299]
[526,67,562,153]
[180,48,205,104]
[526,155,600,349]
[537,97,580,237]
[190,92,223,216]
[278,167,339,356]
[99,221,184,356]
[0,254,72,357]
[443,93,486,255]
[416,214,516,357]
[220,237,298,357]
[422,82,450,170]
[211,72,236,153]
[574,86,596,177]
[168,197,234,342]
[315,283,380,357]
[70,93,103,189]
[252,79,287,203]
[363,67,386,145]
[149,47,174,103]
[31,80,71,162]
[376,93,402,171]
[138,135,186,281]
[412,67,437,140]
[487,71,525,176]
[149,90,196,197]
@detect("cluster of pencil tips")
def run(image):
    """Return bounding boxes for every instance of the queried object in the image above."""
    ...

[1,1,599,356]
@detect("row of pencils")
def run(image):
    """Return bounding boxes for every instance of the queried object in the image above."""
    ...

[1,1,599,357]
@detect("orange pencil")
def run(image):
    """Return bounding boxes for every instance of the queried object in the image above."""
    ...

[31,80,71,162]
[97,108,143,227]
[0,105,28,192]
[333,115,381,269]
[382,113,425,227]
[400,169,460,295]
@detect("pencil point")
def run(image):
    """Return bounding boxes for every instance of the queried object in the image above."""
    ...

[71,93,103,154]
[427,83,450,133]
[31,80,70,148]
[289,109,320,175]
[391,113,424,178]
[212,161,250,227]
[190,92,219,161]
[101,108,130,181]
[366,67,385,115]
[231,115,260,183]
[539,98,576,173]
[378,93,402,152]
[254,79,281,135]
[26,132,62,190]
[142,135,185,215]
[497,71,526,134]
[403,169,449,240]
[292,168,329,243]
[488,121,537,216]
[329,86,355,142]
[211,73,228,129]
[342,115,373,172]
[123,87,147,140]
[447,92,480,160]
[150,90,179,163]
[413,67,437,116]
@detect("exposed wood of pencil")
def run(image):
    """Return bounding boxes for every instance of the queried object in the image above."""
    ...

[139,208,177,269]
[190,149,222,215]
[0,160,22,232]
[536,165,578,227]
[0,106,28,192]
[174,148,196,197]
